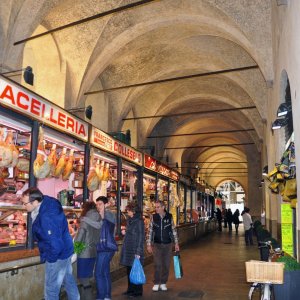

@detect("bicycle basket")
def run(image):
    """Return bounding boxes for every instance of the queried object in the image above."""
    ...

[245,260,284,284]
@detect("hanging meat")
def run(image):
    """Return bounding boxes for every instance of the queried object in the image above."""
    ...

[0,167,9,179]
[16,135,31,172]
[87,151,99,191]
[97,160,105,181]
[0,128,13,168]
[5,131,19,167]
[48,144,57,176]
[102,163,110,181]
[33,127,51,179]
[54,147,67,177]
[62,149,74,181]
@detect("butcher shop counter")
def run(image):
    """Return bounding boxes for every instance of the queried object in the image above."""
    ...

[0,204,82,260]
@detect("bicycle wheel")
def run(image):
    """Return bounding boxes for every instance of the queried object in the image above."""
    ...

[249,283,262,300]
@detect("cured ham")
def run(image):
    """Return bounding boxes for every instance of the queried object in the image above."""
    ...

[97,161,105,181]
[0,167,9,179]
[33,127,51,179]
[0,128,13,168]
[102,163,110,181]
[16,136,31,172]
[54,147,67,177]
[5,131,19,167]
[62,149,74,180]
[48,144,57,176]
[87,151,99,191]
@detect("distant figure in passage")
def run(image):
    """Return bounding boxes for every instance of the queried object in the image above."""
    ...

[242,207,254,246]
[21,187,79,300]
[222,208,228,228]
[216,208,222,231]
[233,209,240,234]
[226,208,233,231]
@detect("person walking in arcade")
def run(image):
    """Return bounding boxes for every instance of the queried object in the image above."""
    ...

[146,200,179,292]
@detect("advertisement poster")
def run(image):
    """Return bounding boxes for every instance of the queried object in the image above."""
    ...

[281,204,293,256]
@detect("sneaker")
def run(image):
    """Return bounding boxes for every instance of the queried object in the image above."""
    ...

[152,284,160,292]
[160,284,168,291]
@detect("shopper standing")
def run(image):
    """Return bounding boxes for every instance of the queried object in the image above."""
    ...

[74,201,100,299]
[146,200,179,292]
[94,196,116,300]
[120,202,145,297]
[21,187,79,300]
[233,209,240,234]
[216,208,222,231]
[242,207,254,245]
[226,208,233,231]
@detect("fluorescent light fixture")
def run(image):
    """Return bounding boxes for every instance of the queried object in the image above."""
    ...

[277,103,291,117]
[262,165,268,176]
[271,118,288,130]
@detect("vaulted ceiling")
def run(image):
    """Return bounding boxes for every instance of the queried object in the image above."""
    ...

[0,0,273,190]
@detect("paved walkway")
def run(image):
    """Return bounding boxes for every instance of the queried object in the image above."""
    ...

[109,226,260,300]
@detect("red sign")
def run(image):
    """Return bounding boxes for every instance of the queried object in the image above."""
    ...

[144,154,157,171]
[0,76,88,141]
[144,154,179,181]
[91,127,142,165]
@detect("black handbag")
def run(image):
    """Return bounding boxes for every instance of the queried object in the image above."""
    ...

[96,219,118,252]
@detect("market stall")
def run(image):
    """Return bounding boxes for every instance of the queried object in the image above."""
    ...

[89,127,143,235]
[143,154,180,225]
[0,74,89,250]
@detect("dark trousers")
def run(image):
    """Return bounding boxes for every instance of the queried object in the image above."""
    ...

[228,221,232,231]
[217,220,222,231]
[95,251,114,299]
[245,228,254,245]
[126,266,143,295]
[153,243,173,284]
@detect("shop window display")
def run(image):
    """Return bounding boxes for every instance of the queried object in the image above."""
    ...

[0,118,31,248]
[178,184,185,224]
[169,182,180,225]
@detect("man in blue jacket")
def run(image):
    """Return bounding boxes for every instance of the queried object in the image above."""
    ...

[22,187,79,300]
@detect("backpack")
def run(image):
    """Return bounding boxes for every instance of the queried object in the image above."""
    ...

[96,219,118,252]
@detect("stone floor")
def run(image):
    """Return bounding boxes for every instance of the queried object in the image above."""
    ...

[79,226,260,300]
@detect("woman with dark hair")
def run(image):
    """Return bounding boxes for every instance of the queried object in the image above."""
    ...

[94,196,116,300]
[120,202,145,297]
[233,209,240,234]
[74,201,100,298]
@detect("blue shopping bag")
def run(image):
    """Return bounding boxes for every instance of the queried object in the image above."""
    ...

[129,258,146,285]
[173,251,183,279]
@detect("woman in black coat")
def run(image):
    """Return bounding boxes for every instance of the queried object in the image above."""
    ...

[120,202,145,297]
[233,209,240,234]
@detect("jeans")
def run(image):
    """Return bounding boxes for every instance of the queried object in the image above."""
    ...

[95,251,115,300]
[153,243,172,284]
[45,256,80,300]
[245,228,254,245]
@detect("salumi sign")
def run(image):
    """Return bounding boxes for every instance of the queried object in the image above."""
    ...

[91,127,142,165]
[0,76,88,141]
[144,154,179,181]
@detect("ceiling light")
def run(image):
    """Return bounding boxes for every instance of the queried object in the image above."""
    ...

[277,103,291,117]
[271,118,288,130]
[262,165,268,176]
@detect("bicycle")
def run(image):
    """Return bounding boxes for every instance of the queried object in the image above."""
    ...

[246,241,284,300]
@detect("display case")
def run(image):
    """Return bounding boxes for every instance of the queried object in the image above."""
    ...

[178,183,185,224]
[121,162,138,211]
